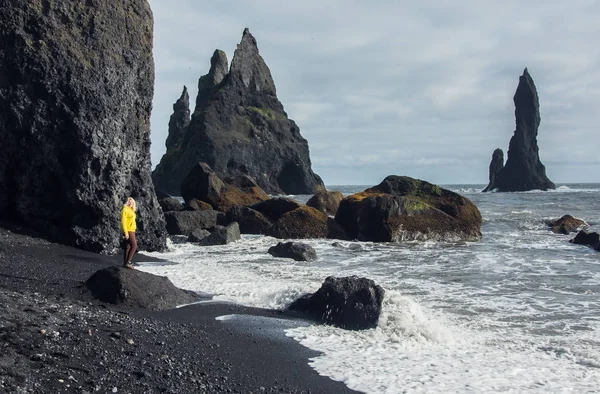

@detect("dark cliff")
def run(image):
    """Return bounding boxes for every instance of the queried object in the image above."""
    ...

[0,0,166,253]
[152,28,324,195]
[483,68,555,192]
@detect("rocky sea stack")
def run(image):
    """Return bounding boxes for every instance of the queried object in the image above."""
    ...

[152,28,324,195]
[0,1,166,252]
[483,68,555,192]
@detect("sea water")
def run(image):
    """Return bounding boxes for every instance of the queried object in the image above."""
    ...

[142,184,600,393]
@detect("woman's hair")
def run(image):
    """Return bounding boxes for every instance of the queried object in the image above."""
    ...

[125,197,137,211]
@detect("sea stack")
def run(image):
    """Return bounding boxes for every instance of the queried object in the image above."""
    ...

[152,28,324,195]
[483,68,555,192]
[0,1,166,253]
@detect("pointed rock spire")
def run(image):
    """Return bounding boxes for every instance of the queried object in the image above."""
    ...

[209,49,228,85]
[166,86,190,149]
[483,68,555,192]
[229,28,276,95]
[482,148,504,192]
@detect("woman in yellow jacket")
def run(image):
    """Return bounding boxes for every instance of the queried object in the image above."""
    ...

[120,197,137,269]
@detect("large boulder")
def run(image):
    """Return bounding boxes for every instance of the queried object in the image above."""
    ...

[224,205,272,234]
[335,176,482,242]
[86,266,198,310]
[152,28,324,195]
[164,210,220,236]
[570,230,600,247]
[267,206,338,239]
[548,215,587,234]
[0,0,166,253]
[198,223,241,246]
[307,190,344,216]
[288,276,385,330]
[483,68,555,192]
[181,163,268,212]
[184,199,214,211]
[158,197,185,213]
[251,198,302,221]
[186,229,211,243]
[268,242,317,261]
[180,162,224,203]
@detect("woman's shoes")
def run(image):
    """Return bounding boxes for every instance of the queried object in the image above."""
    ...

[123,262,135,269]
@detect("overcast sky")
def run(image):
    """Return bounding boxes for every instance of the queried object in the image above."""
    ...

[147,0,599,186]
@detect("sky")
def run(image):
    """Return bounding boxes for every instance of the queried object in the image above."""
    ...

[147,0,600,186]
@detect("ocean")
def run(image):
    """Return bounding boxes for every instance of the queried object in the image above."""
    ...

[142,183,600,393]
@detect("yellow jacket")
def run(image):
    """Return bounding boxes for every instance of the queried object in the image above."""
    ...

[120,206,136,235]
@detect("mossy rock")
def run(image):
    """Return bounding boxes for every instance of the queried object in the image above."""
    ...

[306,190,344,216]
[251,198,302,221]
[267,206,330,239]
[335,176,482,242]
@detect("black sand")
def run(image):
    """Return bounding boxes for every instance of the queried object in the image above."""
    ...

[0,224,357,393]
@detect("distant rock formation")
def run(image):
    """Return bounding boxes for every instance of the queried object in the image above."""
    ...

[152,28,324,195]
[0,1,166,253]
[483,68,556,192]
[482,149,504,192]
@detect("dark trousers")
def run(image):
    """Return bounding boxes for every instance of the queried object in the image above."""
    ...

[123,232,137,265]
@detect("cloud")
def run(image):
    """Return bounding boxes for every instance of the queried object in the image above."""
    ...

[147,0,600,185]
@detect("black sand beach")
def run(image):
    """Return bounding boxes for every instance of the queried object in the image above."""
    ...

[0,224,356,393]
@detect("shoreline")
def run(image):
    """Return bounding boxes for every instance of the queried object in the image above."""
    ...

[0,225,357,393]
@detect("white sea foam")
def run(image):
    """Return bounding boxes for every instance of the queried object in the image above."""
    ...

[142,186,600,393]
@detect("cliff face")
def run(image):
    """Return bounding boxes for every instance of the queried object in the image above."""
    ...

[483,69,555,192]
[0,0,166,253]
[152,28,324,195]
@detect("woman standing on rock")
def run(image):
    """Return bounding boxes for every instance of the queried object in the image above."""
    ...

[120,197,137,269]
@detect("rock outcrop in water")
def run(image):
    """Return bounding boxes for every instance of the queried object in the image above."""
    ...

[483,69,556,192]
[152,28,324,195]
[482,148,505,192]
[335,176,482,242]
[0,1,166,252]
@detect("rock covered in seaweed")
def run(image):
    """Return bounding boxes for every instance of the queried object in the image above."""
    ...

[335,176,482,242]
[483,69,556,192]
[0,0,166,253]
[152,28,324,195]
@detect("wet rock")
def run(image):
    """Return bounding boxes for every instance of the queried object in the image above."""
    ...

[306,191,344,216]
[268,242,316,261]
[483,68,555,192]
[0,0,166,253]
[251,198,302,222]
[164,211,221,236]
[482,149,504,192]
[187,229,211,243]
[224,206,272,234]
[335,175,482,242]
[198,223,241,246]
[548,215,587,234]
[86,266,198,310]
[267,206,329,239]
[288,276,384,330]
[570,230,600,247]
[152,29,324,195]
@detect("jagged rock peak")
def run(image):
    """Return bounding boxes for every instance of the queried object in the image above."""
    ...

[229,28,276,95]
[209,50,228,85]
[166,86,191,149]
[152,29,324,195]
